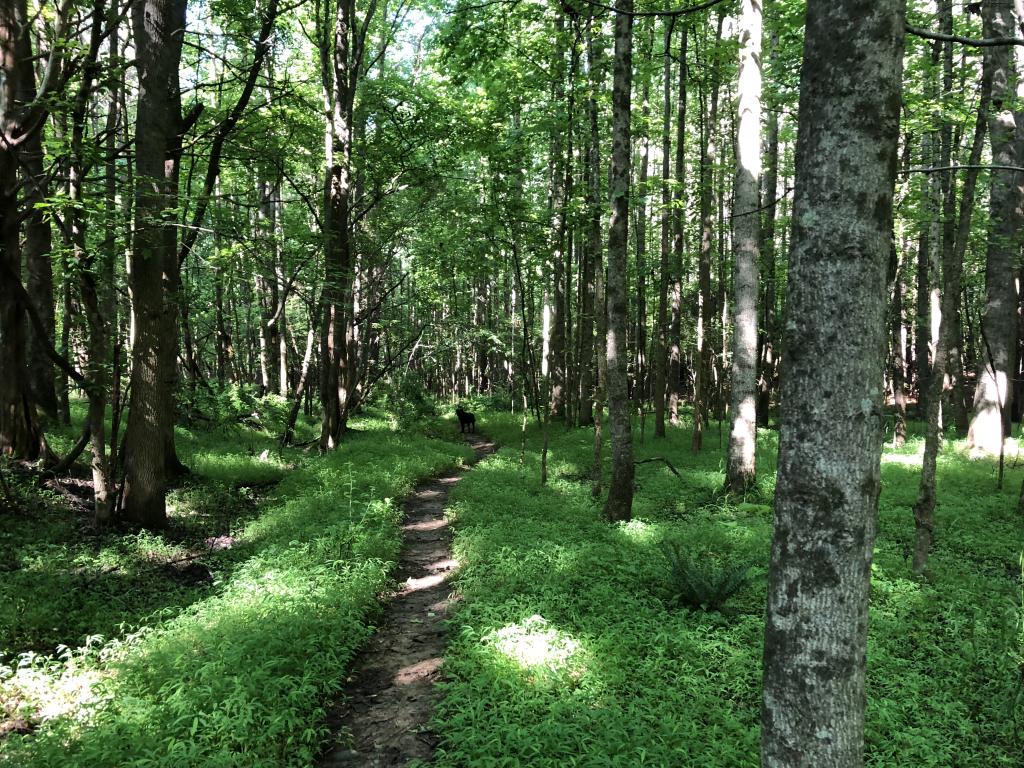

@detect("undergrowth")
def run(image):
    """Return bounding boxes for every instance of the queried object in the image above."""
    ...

[433,411,1023,767]
[0,403,472,767]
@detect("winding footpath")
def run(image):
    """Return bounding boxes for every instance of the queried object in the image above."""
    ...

[319,432,497,767]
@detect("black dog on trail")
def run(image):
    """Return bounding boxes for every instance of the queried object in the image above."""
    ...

[455,406,476,434]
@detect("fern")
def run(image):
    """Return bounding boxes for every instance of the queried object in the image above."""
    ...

[658,539,753,612]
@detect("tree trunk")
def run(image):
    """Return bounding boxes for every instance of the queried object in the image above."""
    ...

[757,31,779,428]
[123,0,188,527]
[760,1,904,765]
[914,0,976,572]
[603,0,634,523]
[633,26,652,416]
[0,0,49,461]
[668,23,688,427]
[547,12,568,420]
[891,250,909,448]
[968,0,1022,456]
[726,0,762,493]
[320,0,361,451]
[19,16,58,422]
[70,0,113,524]
[692,14,722,451]
[578,17,602,429]
[653,18,673,438]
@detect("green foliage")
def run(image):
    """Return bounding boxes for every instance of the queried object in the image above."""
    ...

[657,538,754,612]
[431,413,1023,767]
[1,419,472,767]
[372,374,438,429]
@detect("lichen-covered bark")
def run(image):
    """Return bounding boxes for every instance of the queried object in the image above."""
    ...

[726,0,762,493]
[760,1,905,765]
[602,0,634,523]
[968,0,1021,456]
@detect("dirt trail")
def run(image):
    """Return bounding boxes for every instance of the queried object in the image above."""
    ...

[319,432,497,767]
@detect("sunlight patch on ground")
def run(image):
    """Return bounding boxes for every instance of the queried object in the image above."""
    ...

[881,449,924,467]
[485,615,581,672]
[1,647,108,726]
[614,518,658,544]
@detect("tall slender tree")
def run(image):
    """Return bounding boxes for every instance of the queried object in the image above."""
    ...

[653,18,674,438]
[726,0,763,493]
[603,0,634,523]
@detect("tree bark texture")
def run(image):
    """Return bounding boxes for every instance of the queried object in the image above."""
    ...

[603,0,634,523]
[653,18,673,438]
[968,0,1021,456]
[761,1,905,765]
[0,0,49,461]
[726,0,762,493]
[123,0,187,527]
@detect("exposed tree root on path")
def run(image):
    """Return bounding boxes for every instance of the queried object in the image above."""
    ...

[319,432,498,767]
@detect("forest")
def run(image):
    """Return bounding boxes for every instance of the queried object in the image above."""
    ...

[1,0,1023,764]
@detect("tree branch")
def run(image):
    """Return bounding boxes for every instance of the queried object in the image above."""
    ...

[905,23,1024,48]
[177,0,282,268]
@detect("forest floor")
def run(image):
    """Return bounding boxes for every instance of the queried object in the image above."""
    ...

[2,401,1022,767]
[0,398,475,767]
[320,432,496,767]
[429,411,1024,767]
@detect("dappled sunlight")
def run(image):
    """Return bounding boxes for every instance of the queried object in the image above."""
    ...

[393,657,442,685]
[613,517,658,544]
[881,448,924,467]
[1,649,107,727]
[400,572,448,594]
[484,615,584,674]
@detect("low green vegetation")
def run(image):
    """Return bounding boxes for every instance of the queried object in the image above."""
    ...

[434,412,1023,767]
[1,401,472,767]
[4,403,1022,766]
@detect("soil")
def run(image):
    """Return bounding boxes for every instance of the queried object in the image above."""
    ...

[319,432,497,768]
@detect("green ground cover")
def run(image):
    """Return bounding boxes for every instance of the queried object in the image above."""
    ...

[1,402,472,767]
[434,412,1024,767]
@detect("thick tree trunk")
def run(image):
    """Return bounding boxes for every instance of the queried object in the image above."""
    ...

[123,0,187,527]
[0,0,49,461]
[320,0,359,451]
[603,0,634,523]
[968,0,1022,456]
[726,0,762,493]
[760,1,904,765]
[19,28,58,421]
